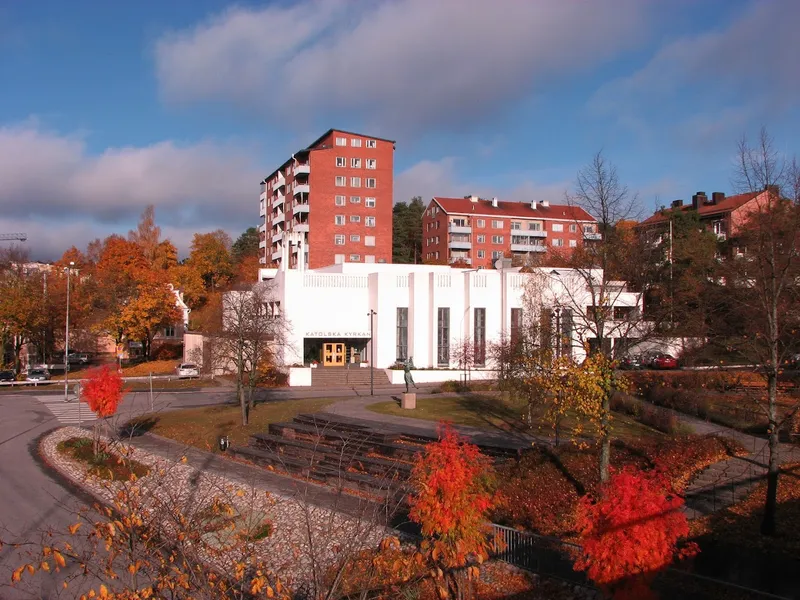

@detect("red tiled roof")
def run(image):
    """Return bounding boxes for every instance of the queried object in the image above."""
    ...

[431,197,596,222]
[640,191,762,226]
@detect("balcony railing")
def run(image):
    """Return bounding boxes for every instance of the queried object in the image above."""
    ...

[293,184,310,196]
[294,163,310,176]
[259,256,266,265]
[272,231,283,243]
[274,174,286,189]
[273,193,285,207]
[449,257,472,265]
[294,223,310,233]
[259,190,267,202]
[258,239,267,249]
[448,240,472,250]
[448,224,472,234]
[258,223,267,233]
[293,203,310,216]
[273,212,285,225]
[510,243,546,252]
[583,232,602,241]
[259,202,266,218]
[271,249,282,261]
[511,229,547,237]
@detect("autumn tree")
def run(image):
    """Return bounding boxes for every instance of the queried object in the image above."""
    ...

[711,129,800,535]
[408,423,498,599]
[0,268,47,372]
[81,365,126,456]
[188,230,234,292]
[574,467,698,599]
[121,283,182,360]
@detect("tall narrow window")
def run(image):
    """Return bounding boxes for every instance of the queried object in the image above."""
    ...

[510,308,522,345]
[396,308,408,361]
[473,308,486,366]
[437,308,450,365]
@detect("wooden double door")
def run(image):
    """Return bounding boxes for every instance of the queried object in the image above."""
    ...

[322,342,346,366]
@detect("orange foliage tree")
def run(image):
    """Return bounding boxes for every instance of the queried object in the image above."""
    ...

[574,466,698,600]
[81,365,126,455]
[408,423,498,599]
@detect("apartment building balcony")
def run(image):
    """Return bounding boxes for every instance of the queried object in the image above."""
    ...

[583,232,602,241]
[258,239,267,249]
[273,193,285,208]
[511,243,546,252]
[272,231,284,243]
[274,173,286,189]
[512,229,547,238]
[293,203,310,216]
[448,224,472,234]
[448,240,472,250]
[294,163,310,176]
[449,256,472,266]
[272,249,282,261]
[259,190,267,203]
[258,223,267,233]
[294,223,309,233]
[259,201,266,218]
[273,212,285,225]
[259,256,266,265]
[293,184,310,196]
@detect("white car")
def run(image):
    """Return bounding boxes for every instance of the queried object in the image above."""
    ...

[176,363,200,379]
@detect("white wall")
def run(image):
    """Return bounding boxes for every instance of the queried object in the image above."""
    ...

[384,369,498,385]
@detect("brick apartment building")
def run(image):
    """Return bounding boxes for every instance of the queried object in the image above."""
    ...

[259,129,395,269]
[421,196,600,268]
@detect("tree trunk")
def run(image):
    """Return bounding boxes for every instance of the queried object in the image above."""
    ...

[599,391,611,483]
[761,368,780,535]
[239,384,248,426]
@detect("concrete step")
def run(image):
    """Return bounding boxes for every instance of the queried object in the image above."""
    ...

[309,368,391,388]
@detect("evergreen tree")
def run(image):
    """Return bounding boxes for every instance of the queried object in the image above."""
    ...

[232,227,261,262]
[392,196,425,263]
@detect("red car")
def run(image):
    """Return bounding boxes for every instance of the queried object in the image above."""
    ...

[650,353,678,370]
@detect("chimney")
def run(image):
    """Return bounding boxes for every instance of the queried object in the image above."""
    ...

[465,194,479,203]
[530,200,538,210]
[671,199,683,208]
[541,200,550,208]
[691,191,707,210]
[711,192,725,205]
[491,197,498,208]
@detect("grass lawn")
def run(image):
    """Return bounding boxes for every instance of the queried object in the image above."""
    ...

[126,397,337,452]
[367,393,667,443]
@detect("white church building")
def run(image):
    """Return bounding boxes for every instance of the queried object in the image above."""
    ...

[255,234,642,384]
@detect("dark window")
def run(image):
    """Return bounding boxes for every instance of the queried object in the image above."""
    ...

[510,308,522,345]
[613,306,635,320]
[473,308,486,366]
[396,307,408,361]
[164,326,176,338]
[437,308,450,365]
[560,308,573,358]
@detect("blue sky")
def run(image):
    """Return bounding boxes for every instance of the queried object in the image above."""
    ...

[2,0,799,260]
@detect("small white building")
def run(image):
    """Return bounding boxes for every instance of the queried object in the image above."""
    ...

[256,238,642,373]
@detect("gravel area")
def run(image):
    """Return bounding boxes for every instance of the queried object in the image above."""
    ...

[40,427,391,589]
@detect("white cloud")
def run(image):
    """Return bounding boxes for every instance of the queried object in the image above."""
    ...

[0,123,262,260]
[155,0,650,132]
[590,0,800,132]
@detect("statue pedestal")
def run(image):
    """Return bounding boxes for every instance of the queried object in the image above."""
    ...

[401,393,416,410]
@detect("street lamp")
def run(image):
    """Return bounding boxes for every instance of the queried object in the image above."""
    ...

[367,309,376,396]
[553,306,562,359]
[64,261,75,402]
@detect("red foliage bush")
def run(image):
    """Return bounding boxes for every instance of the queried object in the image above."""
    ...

[82,365,125,418]
[574,467,698,599]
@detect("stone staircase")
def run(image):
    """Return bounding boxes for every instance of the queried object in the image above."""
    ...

[309,367,391,389]
[683,455,768,518]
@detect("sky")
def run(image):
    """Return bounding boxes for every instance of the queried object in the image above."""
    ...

[1,0,799,261]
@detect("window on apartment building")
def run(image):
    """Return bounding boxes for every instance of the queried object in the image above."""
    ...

[552,238,563,247]
[510,308,522,345]
[569,223,577,233]
[529,221,542,231]
[334,235,345,245]
[476,219,485,228]
[477,235,485,243]
[511,221,522,230]
[569,239,577,247]
[335,176,346,186]
[335,195,346,206]
[366,216,376,227]
[365,197,376,208]
[350,234,361,242]
[396,307,408,361]
[492,220,504,229]
[365,236,376,246]
[164,326,176,338]
[366,139,377,148]
[473,308,486,366]
[435,251,439,259]
[492,250,503,259]
[366,159,376,169]
[349,254,361,261]
[366,255,376,263]
[452,217,467,227]
[334,253,345,264]
[336,157,346,167]
[351,138,362,147]
[350,196,361,204]
[511,235,530,245]
[350,215,361,223]
[552,223,564,232]
[365,178,377,188]
[492,235,504,244]
[437,307,450,366]
[351,157,362,168]
[335,137,347,146]
[351,177,361,187]
[335,215,345,225]
[477,249,485,258]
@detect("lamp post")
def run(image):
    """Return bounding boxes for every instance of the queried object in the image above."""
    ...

[367,309,376,396]
[553,306,562,359]
[64,261,75,402]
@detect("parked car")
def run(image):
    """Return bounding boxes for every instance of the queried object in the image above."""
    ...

[26,368,51,382]
[650,353,679,370]
[0,370,16,382]
[67,352,91,365]
[619,354,643,370]
[176,363,200,379]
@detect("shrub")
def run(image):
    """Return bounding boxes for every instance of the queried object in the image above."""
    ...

[152,343,182,360]
[57,437,150,481]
